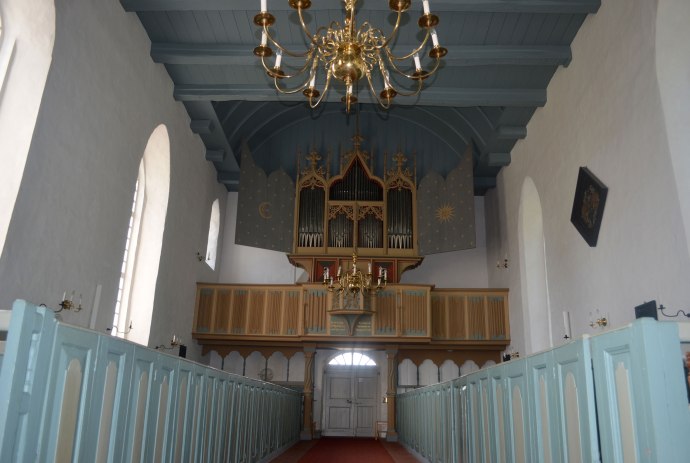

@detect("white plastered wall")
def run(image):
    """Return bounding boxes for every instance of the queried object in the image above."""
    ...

[487,0,690,354]
[0,0,226,360]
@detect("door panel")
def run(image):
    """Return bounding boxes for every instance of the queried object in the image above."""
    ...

[354,372,377,436]
[323,367,378,437]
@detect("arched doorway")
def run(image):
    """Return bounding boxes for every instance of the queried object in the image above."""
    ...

[321,352,379,437]
[518,177,552,353]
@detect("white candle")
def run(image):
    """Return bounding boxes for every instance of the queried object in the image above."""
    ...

[422,0,430,14]
[563,311,572,339]
[309,74,316,88]
[275,50,282,68]
[378,266,383,277]
[368,262,372,274]
[261,31,268,46]
[337,265,342,277]
[62,291,66,301]
[413,53,422,70]
[431,28,439,47]
[261,0,267,13]
[89,284,102,330]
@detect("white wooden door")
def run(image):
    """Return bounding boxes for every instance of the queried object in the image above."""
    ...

[323,367,378,437]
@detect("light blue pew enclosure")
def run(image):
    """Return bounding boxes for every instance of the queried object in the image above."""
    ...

[0,300,302,463]
[397,319,690,463]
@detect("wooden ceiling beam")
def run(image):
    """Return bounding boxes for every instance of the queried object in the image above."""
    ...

[174,84,547,107]
[152,43,571,67]
[123,0,599,14]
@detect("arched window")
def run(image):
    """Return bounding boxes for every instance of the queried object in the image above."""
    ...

[328,352,376,366]
[205,199,220,270]
[112,125,170,345]
[112,164,144,338]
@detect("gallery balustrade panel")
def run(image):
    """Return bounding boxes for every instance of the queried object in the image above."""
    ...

[194,284,509,344]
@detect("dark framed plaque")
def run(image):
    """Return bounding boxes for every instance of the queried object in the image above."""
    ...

[570,167,608,247]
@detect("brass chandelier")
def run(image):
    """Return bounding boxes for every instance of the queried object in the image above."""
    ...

[323,254,388,294]
[253,0,447,112]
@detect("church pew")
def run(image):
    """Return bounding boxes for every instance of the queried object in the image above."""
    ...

[0,300,301,462]
[397,318,690,462]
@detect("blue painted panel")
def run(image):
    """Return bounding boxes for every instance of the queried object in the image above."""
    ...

[0,301,58,462]
[502,359,531,463]
[590,319,690,462]
[552,337,599,462]
[39,323,101,462]
[525,351,560,463]
[0,301,302,463]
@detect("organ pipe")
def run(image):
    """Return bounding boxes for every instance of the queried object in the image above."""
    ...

[295,137,415,254]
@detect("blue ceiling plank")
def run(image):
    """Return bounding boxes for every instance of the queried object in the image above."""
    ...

[122,0,600,14]
[247,106,467,161]
[174,84,547,107]
[151,42,571,67]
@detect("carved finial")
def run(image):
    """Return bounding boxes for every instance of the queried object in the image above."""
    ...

[393,152,407,171]
[352,133,364,149]
[307,150,321,169]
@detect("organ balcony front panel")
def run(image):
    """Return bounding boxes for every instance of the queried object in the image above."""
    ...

[193,283,510,352]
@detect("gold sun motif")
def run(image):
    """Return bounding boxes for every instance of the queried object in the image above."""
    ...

[435,204,455,223]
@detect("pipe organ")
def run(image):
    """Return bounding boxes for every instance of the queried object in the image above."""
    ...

[292,136,420,281]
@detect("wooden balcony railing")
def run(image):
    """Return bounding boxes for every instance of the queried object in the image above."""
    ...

[193,284,509,346]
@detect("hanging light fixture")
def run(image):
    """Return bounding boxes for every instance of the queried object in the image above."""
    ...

[253,0,447,113]
[323,254,387,294]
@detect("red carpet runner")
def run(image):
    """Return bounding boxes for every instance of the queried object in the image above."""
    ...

[296,438,396,463]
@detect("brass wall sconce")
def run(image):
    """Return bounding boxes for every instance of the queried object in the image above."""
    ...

[589,317,608,328]
[496,256,509,269]
[57,290,82,313]
[155,334,182,350]
[589,309,608,329]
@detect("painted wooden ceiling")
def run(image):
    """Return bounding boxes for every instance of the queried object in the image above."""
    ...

[122,0,599,194]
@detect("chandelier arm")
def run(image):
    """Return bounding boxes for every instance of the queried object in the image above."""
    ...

[385,75,424,98]
[259,55,315,92]
[383,55,419,79]
[308,70,334,108]
[263,25,313,58]
[383,51,440,81]
[364,72,393,110]
[376,10,403,50]
[385,29,431,61]
[296,6,317,43]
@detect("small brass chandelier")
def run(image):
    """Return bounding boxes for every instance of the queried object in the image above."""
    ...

[253,0,447,113]
[323,254,388,294]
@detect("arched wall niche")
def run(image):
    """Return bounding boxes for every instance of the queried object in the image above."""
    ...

[517,177,551,354]
[0,0,56,257]
[125,124,170,346]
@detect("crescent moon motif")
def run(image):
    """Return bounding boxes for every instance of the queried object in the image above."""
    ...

[258,201,272,219]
